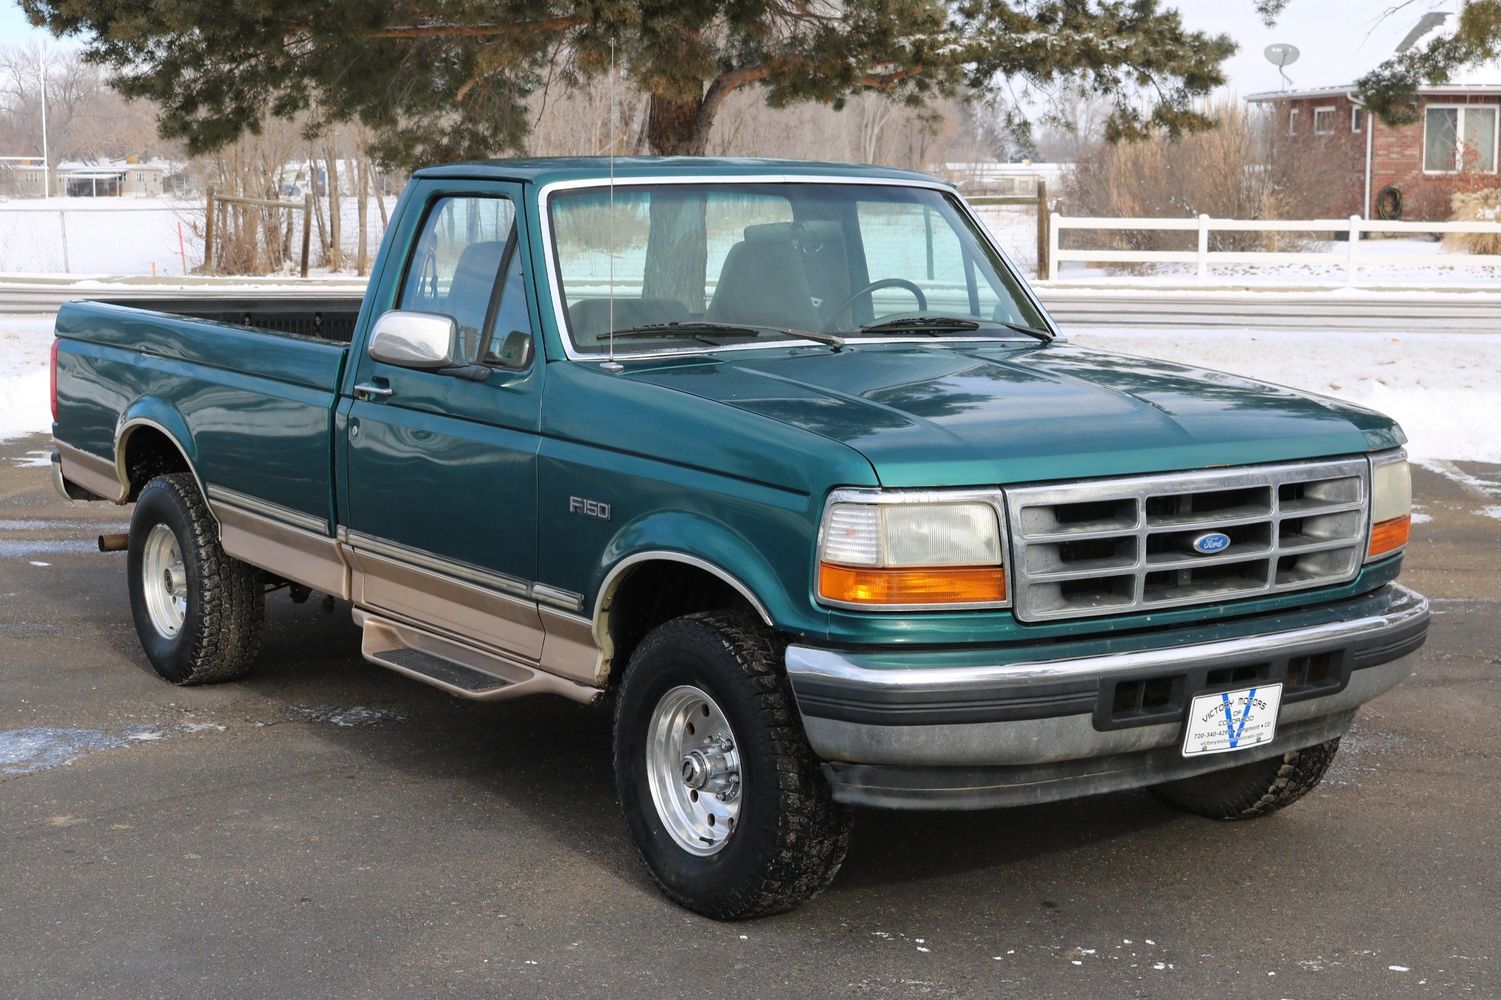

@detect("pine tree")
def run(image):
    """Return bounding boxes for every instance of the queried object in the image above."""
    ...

[21,0,1236,165]
[22,1,1499,165]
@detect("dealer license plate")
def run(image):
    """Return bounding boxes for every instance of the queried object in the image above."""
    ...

[1181,683,1284,757]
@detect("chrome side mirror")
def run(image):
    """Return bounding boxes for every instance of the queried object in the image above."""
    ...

[367,311,461,370]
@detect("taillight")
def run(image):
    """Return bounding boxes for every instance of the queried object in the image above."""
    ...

[49,339,59,423]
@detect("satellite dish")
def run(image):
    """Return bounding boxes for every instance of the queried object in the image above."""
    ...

[1264,43,1301,89]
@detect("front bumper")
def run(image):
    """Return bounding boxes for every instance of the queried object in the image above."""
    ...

[786,584,1428,809]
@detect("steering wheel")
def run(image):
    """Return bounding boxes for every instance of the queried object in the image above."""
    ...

[824,278,927,330]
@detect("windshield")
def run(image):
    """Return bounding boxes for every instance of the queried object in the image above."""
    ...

[546,181,1049,356]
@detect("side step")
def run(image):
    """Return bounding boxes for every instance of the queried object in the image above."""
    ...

[357,611,599,705]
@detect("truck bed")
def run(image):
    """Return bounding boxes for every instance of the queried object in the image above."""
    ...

[53,297,354,533]
[95,295,364,344]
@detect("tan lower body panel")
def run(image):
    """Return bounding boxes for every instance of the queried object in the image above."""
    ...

[213,501,351,599]
[62,451,603,697]
[346,546,546,662]
[539,608,605,686]
[56,442,125,503]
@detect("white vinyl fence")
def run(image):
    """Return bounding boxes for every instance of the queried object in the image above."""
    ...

[1048,214,1501,285]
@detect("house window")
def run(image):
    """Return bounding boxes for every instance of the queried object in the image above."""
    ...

[1352,107,1364,133]
[1288,108,1300,134]
[1313,107,1337,134]
[1424,104,1499,172]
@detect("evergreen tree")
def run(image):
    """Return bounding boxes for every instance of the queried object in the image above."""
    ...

[22,1,1500,165]
[21,0,1236,165]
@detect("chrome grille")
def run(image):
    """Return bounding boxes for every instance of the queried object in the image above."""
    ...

[1005,459,1369,622]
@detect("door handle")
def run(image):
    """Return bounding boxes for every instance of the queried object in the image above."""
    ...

[353,382,394,400]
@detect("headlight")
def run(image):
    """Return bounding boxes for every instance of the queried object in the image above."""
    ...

[817,491,1007,608]
[1367,449,1412,561]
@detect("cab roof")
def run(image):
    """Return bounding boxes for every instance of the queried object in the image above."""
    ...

[412,156,948,188]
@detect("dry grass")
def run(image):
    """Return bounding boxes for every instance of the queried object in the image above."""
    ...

[1444,189,1501,255]
[1063,101,1304,262]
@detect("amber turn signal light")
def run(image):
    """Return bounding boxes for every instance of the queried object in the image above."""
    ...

[1368,513,1411,559]
[818,563,1006,606]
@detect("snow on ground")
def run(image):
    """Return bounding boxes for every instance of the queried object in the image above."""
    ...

[0,316,52,443]
[1069,328,1501,465]
[3,311,1498,467]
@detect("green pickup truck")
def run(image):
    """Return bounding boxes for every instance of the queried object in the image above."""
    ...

[50,157,1427,919]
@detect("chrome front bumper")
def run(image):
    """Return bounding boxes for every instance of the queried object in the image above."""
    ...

[785,584,1428,809]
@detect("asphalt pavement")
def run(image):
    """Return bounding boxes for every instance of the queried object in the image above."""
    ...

[1,431,1496,999]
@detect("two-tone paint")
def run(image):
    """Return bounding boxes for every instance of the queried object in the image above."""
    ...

[52,157,1419,710]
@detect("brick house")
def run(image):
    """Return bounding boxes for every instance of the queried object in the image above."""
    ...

[1250,64,1500,221]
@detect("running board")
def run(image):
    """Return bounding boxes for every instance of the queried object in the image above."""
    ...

[356,611,599,705]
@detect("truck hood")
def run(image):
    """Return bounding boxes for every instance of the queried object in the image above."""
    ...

[624,342,1403,487]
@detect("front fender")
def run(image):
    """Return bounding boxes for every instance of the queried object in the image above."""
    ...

[592,510,806,636]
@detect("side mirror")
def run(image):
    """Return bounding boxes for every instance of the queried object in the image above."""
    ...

[368,311,461,370]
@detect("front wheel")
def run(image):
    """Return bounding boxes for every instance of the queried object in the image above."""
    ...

[613,611,852,920]
[1150,738,1341,821]
[126,473,264,684]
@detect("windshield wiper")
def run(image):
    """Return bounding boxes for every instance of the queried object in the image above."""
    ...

[859,316,982,334]
[600,321,764,342]
[600,321,846,350]
[856,316,1056,343]
[995,321,1055,343]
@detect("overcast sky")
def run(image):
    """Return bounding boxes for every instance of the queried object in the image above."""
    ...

[0,0,1460,96]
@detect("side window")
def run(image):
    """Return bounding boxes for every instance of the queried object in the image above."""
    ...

[398,196,520,364]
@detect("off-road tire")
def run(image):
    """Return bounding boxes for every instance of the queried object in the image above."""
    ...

[613,610,852,920]
[1150,738,1341,821]
[127,472,264,684]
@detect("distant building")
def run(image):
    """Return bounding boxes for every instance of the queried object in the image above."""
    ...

[58,158,172,198]
[940,162,1068,198]
[0,158,52,197]
[1249,17,1499,221]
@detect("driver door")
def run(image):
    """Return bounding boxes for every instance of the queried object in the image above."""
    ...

[341,183,545,659]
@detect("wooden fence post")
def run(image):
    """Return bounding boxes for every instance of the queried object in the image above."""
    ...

[202,187,216,275]
[300,193,313,278]
[1035,180,1049,281]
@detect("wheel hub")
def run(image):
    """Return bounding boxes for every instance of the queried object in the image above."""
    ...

[646,685,744,856]
[142,523,188,639]
[680,740,740,799]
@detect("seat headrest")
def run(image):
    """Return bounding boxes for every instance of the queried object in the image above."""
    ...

[743,220,844,245]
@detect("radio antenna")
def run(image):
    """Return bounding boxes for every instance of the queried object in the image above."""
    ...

[605,35,620,370]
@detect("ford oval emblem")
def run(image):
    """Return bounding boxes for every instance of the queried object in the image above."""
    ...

[1192,532,1232,555]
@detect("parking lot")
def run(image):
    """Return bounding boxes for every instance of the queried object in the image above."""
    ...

[1,431,1497,999]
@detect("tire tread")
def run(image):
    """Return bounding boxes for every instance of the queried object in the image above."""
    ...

[1152,738,1341,821]
[614,610,852,919]
[133,473,263,684]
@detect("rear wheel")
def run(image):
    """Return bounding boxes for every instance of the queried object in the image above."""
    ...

[127,472,264,684]
[1150,738,1341,821]
[613,610,852,920]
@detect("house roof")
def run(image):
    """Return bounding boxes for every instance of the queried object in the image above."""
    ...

[57,158,172,175]
[1248,78,1501,103]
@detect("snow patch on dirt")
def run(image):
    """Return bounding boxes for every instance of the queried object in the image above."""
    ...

[282,705,404,727]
